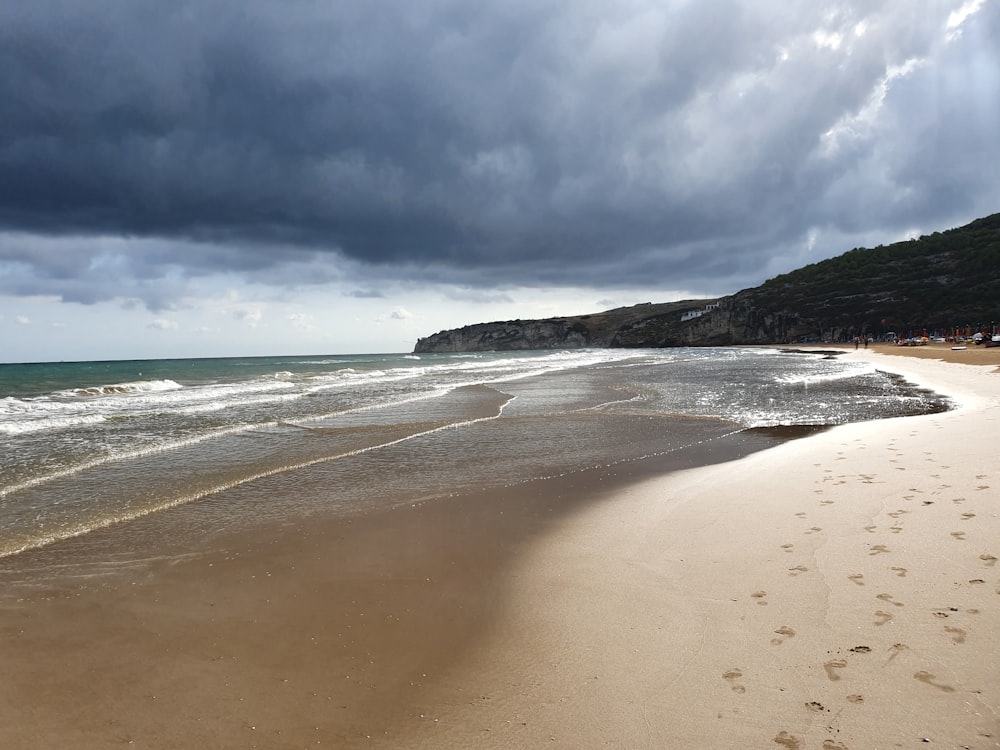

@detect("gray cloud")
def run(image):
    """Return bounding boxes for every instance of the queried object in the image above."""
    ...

[1,0,998,307]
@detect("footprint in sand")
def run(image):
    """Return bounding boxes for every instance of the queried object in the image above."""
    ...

[885,643,908,665]
[804,526,823,535]
[751,591,768,606]
[890,566,907,578]
[876,593,904,608]
[864,525,877,534]
[781,543,795,553]
[822,741,849,750]
[874,610,894,626]
[773,730,802,749]
[848,574,865,586]
[950,531,966,541]
[723,668,746,693]
[914,670,956,692]
[823,659,847,681]
[952,497,966,505]
[961,512,976,520]
[980,554,998,567]
[846,694,864,704]
[794,512,807,518]
[820,499,834,505]
[788,565,809,577]
[869,545,890,556]
[888,509,909,518]
[944,626,966,644]
[889,526,904,534]
[976,485,990,491]
[771,626,796,646]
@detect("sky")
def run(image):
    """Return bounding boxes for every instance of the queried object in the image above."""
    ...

[1,0,998,362]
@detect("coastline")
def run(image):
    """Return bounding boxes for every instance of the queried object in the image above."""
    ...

[399,345,1000,748]
[0,345,997,748]
[0,412,805,749]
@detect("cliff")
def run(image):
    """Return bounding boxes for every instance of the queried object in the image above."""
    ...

[413,297,811,353]
[413,213,1000,353]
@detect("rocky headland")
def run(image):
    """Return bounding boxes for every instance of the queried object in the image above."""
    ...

[414,213,1000,353]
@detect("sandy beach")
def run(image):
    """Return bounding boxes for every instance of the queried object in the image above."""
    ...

[1,343,998,748]
[402,343,1000,749]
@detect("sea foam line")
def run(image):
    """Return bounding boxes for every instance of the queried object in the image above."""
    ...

[0,423,260,499]
[0,384,465,498]
[0,394,518,559]
[493,427,748,488]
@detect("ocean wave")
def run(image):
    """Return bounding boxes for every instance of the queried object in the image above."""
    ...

[0,374,302,432]
[174,391,302,415]
[0,412,108,436]
[0,393,517,558]
[62,379,184,398]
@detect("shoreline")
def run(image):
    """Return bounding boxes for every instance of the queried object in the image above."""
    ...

[0,411,809,749]
[1,345,997,748]
[400,347,1000,748]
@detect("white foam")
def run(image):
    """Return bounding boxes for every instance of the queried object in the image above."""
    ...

[0,412,108,436]
[773,360,876,386]
[64,378,184,397]
[0,393,519,558]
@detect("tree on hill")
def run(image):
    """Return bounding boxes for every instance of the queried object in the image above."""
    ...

[743,213,1000,337]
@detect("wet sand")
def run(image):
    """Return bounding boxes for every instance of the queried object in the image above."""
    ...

[1,344,998,748]
[0,419,788,749]
[409,346,1000,748]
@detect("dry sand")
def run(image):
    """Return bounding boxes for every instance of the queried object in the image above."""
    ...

[1,343,997,749]
[402,344,1000,749]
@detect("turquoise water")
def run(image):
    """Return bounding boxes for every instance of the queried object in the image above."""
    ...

[0,348,948,561]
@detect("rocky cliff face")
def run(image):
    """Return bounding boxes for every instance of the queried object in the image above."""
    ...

[413,296,816,353]
[414,319,591,352]
[669,295,816,346]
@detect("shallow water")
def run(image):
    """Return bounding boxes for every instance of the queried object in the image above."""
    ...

[0,348,949,563]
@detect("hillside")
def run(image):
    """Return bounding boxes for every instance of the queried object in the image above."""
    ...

[744,213,1000,336]
[413,213,1000,352]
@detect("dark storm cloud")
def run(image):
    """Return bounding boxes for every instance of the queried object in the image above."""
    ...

[1,0,998,302]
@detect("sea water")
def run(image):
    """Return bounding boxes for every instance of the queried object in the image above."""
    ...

[0,348,947,564]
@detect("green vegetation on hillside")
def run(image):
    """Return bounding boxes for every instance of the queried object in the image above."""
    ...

[415,213,1000,352]
[745,213,1000,335]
